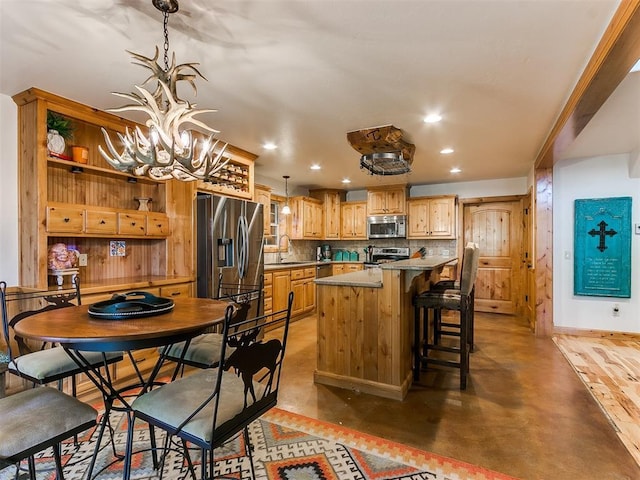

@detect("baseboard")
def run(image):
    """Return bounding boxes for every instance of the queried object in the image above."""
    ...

[553,326,640,341]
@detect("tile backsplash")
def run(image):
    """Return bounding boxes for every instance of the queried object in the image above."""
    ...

[263,238,456,264]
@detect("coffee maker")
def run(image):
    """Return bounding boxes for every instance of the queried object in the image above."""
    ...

[318,244,332,261]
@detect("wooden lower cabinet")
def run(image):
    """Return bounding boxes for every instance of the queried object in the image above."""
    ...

[332,263,363,275]
[272,270,292,313]
[266,266,316,318]
[291,279,306,317]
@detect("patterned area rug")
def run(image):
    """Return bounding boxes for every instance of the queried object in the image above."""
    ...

[1,407,516,480]
[553,335,640,467]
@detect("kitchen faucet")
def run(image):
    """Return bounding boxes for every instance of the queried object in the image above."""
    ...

[277,234,292,263]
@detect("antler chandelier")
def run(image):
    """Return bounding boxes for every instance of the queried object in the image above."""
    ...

[99,0,228,181]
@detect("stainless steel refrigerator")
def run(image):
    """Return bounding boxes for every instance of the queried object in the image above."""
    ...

[196,193,264,318]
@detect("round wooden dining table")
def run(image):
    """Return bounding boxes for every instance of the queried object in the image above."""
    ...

[13,296,231,479]
[13,296,230,352]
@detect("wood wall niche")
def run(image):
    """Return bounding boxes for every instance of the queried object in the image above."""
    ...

[13,88,194,294]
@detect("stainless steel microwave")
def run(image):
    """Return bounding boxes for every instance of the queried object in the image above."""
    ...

[367,215,406,239]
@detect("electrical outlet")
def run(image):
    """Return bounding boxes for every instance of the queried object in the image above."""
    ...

[78,253,88,266]
[427,249,434,256]
[441,249,450,256]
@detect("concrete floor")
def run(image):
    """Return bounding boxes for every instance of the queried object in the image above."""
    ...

[276,311,640,480]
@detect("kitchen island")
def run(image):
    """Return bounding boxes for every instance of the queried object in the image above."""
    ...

[314,256,456,400]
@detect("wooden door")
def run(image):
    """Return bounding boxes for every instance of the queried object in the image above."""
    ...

[463,199,523,314]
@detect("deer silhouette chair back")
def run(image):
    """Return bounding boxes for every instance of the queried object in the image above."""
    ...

[161,274,264,378]
[124,291,294,480]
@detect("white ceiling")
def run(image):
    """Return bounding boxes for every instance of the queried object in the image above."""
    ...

[1,0,634,192]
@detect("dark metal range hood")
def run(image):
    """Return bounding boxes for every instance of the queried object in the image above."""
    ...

[347,125,415,176]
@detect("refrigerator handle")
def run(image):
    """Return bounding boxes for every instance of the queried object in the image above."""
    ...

[237,214,249,278]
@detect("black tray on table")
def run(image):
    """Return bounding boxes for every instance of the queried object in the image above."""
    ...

[88,292,175,320]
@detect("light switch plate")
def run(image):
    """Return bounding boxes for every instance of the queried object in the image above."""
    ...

[78,253,88,266]
[635,223,640,235]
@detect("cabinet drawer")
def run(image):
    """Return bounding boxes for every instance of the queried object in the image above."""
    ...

[147,213,170,236]
[263,272,273,286]
[263,284,273,299]
[303,267,316,278]
[46,205,84,233]
[264,297,272,314]
[290,268,305,280]
[85,210,117,234]
[118,212,147,235]
[160,284,191,298]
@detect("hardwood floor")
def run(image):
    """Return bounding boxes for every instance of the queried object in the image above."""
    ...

[554,335,640,468]
[277,312,640,480]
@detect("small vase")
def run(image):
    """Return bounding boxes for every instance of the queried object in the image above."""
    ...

[135,197,151,211]
[47,129,65,155]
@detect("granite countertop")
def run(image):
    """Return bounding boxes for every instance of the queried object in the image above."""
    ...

[379,255,457,271]
[264,260,361,271]
[314,267,383,288]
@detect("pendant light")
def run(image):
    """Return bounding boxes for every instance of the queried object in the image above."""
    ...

[281,175,291,215]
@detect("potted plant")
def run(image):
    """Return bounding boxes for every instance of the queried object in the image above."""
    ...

[46,111,74,155]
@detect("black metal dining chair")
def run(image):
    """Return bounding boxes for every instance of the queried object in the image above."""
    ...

[0,386,97,480]
[0,280,123,395]
[160,274,263,379]
[123,291,293,480]
[412,244,479,389]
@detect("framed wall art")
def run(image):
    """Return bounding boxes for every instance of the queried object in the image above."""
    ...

[574,197,632,298]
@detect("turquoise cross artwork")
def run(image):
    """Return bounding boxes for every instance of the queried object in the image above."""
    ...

[587,221,617,252]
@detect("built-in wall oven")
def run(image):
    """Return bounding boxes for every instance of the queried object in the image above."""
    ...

[367,215,406,239]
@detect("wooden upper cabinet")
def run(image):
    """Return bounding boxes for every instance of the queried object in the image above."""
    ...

[367,185,407,215]
[12,87,194,290]
[254,184,272,237]
[340,201,367,239]
[290,196,323,239]
[309,189,346,240]
[195,144,256,200]
[407,195,457,239]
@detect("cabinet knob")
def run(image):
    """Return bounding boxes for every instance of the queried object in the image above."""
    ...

[100,220,106,224]
[131,222,137,226]
[63,217,70,222]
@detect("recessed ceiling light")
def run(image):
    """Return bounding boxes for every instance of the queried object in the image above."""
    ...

[341,178,351,184]
[263,142,278,150]
[310,164,321,170]
[440,148,454,154]
[423,113,442,123]
[450,167,461,174]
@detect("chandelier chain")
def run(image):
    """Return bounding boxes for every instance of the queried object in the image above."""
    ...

[162,11,170,72]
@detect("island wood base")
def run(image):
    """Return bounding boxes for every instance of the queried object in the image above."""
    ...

[315,268,441,400]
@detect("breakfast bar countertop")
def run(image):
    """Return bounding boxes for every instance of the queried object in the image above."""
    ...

[379,255,457,271]
[313,267,383,287]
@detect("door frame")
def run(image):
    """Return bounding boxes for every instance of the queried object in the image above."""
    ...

[458,194,531,321]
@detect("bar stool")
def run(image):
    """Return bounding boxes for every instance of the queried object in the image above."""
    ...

[413,244,479,389]
[430,243,479,351]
